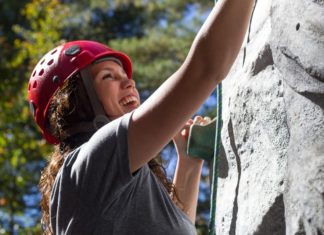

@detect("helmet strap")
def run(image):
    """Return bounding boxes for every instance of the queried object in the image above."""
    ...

[80,68,110,129]
[93,56,122,66]
[59,66,110,141]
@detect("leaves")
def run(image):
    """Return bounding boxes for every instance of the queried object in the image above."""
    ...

[0,0,63,233]
[0,0,214,234]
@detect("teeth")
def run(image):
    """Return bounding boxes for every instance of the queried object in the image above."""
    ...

[120,96,137,106]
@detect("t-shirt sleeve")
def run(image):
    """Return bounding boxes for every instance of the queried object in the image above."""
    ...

[70,112,134,205]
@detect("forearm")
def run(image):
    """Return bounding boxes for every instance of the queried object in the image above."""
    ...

[129,0,255,172]
[187,0,256,81]
[173,154,203,223]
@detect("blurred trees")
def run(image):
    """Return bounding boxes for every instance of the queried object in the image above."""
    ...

[0,1,67,234]
[0,0,213,234]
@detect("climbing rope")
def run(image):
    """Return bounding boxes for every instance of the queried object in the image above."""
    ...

[208,82,222,235]
[207,0,222,232]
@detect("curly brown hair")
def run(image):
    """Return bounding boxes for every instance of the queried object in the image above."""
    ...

[39,75,180,235]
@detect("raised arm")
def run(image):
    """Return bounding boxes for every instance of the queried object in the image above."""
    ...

[129,0,255,172]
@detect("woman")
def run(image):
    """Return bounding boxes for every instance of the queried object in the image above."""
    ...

[28,0,255,234]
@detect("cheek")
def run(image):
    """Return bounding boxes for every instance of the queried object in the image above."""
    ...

[95,80,110,93]
[99,82,119,103]
[95,85,107,102]
[136,90,141,104]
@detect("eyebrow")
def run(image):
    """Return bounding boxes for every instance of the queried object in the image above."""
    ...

[94,66,125,78]
[95,66,115,75]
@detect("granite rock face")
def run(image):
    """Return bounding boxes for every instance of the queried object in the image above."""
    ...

[216,0,324,234]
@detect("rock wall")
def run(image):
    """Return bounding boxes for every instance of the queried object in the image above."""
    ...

[216,0,324,234]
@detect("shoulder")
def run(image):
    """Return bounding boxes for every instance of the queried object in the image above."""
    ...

[62,112,135,190]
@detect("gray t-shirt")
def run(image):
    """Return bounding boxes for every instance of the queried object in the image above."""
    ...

[50,112,197,235]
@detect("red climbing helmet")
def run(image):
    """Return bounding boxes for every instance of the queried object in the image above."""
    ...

[28,40,132,144]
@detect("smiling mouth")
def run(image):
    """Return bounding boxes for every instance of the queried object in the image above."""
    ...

[119,95,138,107]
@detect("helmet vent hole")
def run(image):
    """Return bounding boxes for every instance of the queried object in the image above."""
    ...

[28,83,31,90]
[32,70,36,77]
[33,81,37,88]
[29,101,36,116]
[39,69,44,76]
[40,59,45,65]
[47,59,54,65]
[51,49,58,55]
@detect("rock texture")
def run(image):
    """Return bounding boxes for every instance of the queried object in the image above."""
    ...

[216,0,324,234]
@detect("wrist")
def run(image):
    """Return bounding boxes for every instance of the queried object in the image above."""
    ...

[177,155,204,171]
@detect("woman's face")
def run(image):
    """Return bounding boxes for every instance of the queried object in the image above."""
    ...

[90,60,140,120]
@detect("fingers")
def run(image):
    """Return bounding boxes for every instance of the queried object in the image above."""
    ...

[193,116,203,123]
[180,116,212,138]
[180,129,188,137]
[192,116,212,126]
[203,116,212,122]
[180,119,193,137]
[186,119,194,126]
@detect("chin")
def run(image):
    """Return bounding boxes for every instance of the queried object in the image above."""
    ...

[125,104,139,112]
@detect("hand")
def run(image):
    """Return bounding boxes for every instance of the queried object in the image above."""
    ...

[172,116,212,223]
[173,116,212,159]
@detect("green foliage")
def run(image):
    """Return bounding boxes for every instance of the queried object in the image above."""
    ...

[110,27,193,91]
[13,0,68,66]
[0,0,214,234]
[0,0,66,233]
[106,1,209,91]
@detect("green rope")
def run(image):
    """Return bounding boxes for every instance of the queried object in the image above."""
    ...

[208,83,222,235]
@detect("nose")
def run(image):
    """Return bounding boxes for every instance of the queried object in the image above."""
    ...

[122,78,136,90]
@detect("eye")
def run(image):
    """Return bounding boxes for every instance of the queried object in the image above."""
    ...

[102,73,113,80]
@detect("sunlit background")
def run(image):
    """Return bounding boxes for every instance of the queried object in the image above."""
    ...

[0,0,217,234]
